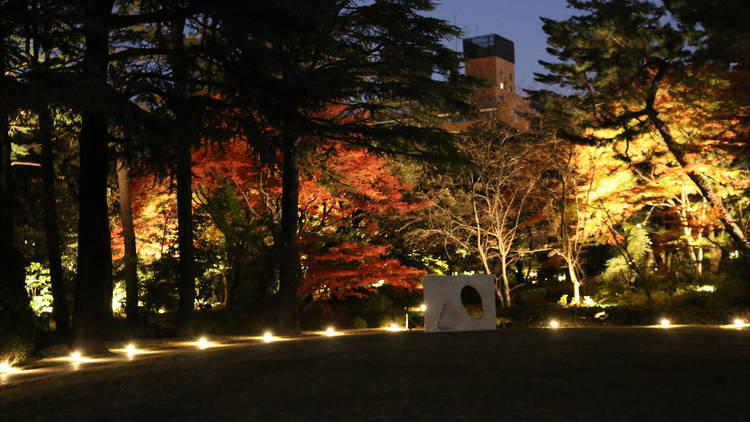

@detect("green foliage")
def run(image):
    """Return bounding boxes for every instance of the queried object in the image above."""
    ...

[0,310,34,365]
[352,317,368,329]
[24,262,54,316]
[708,273,750,308]
[599,223,652,297]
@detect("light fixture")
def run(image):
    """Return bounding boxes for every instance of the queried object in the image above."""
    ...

[197,337,211,349]
[325,327,337,336]
[0,360,20,374]
[660,318,671,327]
[387,323,401,332]
[549,320,560,329]
[733,318,746,328]
[263,331,275,343]
[420,304,427,312]
[124,343,139,358]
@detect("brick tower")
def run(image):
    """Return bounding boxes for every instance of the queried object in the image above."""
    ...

[463,33,516,106]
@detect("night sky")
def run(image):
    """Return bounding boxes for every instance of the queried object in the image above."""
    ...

[426,0,575,91]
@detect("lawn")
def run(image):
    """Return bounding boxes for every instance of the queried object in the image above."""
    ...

[2,327,750,421]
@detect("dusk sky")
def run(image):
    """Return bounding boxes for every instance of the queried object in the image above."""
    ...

[426,0,576,91]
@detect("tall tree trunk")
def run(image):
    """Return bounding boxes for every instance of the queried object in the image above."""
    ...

[171,17,196,338]
[500,258,512,307]
[71,0,113,356]
[277,137,300,334]
[651,115,750,253]
[39,104,70,340]
[568,259,581,305]
[0,108,35,363]
[708,228,722,273]
[175,127,195,337]
[103,214,114,321]
[117,161,139,330]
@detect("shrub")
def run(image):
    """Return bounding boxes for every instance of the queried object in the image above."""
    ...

[0,299,35,365]
[352,317,368,329]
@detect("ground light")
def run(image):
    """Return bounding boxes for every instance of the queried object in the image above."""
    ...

[420,304,426,312]
[733,318,746,328]
[549,320,560,329]
[124,343,140,359]
[660,318,672,327]
[324,327,339,337]
[263,331,276,343]
[386,323,403,332]
[0,360,21,374]
[65,351,89,369]
[196,337,213,350]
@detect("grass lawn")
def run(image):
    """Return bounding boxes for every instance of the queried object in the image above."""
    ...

[2,327,750,421]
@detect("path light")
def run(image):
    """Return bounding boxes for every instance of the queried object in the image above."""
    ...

[420,304,427,312]
[197,337,211,350]
[325,326,338,337]
[733,318,746,328]
[549,319,560,329]
[263,331,275,343]
[0,360,20,374]
[660,318,671,327]
[124,343,139,358]
[387,323,401,332]
[67,351,87,369]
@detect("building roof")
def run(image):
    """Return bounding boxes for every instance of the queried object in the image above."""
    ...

[462,34,515,63]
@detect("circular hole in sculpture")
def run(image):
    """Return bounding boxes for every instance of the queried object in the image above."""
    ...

[460,285,484,319]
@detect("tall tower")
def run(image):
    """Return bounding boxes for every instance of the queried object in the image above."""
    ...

[463,34,516,107]
[440,33,526,133]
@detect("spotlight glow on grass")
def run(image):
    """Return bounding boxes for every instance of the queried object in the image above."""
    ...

[65,351,89,368]
[549,319,560,329]
[733,318,746,328]
[263,331,275,343]
[0,360,20,374]
[386,323,402,332]
[124,343,141,358]
[196,337,212,350]
[324,327,339,337]
[660,318,672,327]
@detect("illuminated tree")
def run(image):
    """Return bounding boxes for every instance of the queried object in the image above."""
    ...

[414,120,540,307]
[532,0,750,255]
[191,137,424,306]
[116,160,139,329]
[211,0,476,332]
[296,144,425,301]
[541,137,602,305]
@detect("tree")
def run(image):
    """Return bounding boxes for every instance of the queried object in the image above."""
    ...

[541,137,599,305]
[11,0,73,340]
[116,160,139,330]
[414,119,539,306]
[0,0,36,363]
[211,0,477,332]
[192,136,425,306]
[532,0,750,254]
[296,143,425,301]
[70,0,114,355]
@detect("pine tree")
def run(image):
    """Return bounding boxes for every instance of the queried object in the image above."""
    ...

[210,0,477,332]
[531,0,750,253]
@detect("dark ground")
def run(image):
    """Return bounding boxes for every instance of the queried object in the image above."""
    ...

[2,327,750,421]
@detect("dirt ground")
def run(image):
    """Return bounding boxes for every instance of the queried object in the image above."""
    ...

[2,327,750,421]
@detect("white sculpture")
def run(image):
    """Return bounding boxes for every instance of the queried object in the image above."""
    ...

[423,274,496,333]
